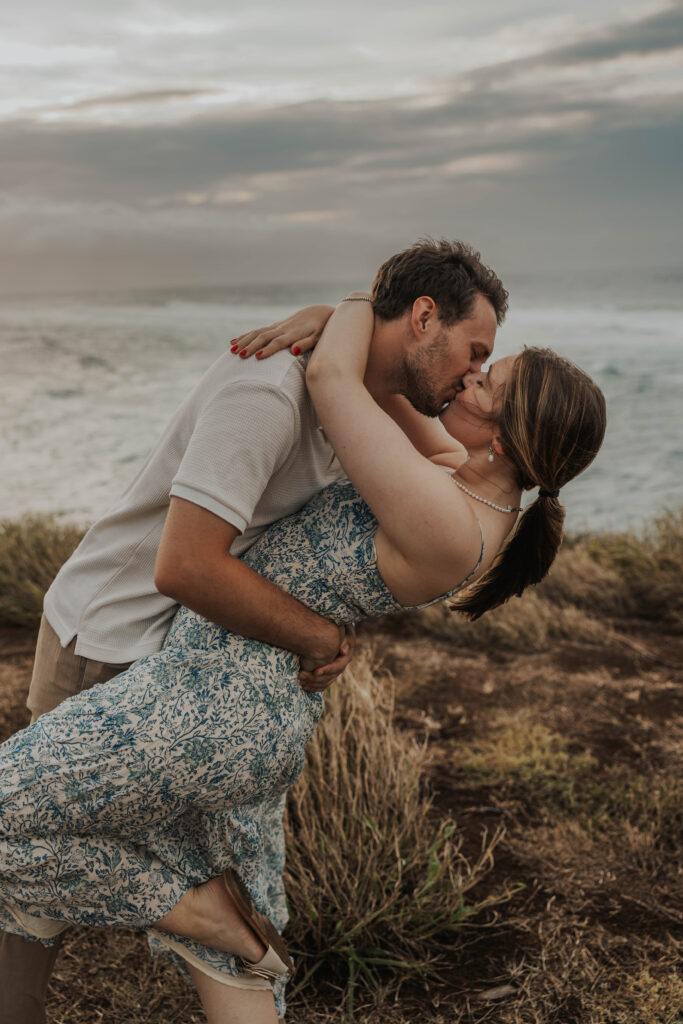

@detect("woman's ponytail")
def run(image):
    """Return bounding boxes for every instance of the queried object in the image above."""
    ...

[451,493,564,619]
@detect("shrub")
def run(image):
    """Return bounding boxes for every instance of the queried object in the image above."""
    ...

[284,655,517,1010]
[416,591,607,651]
[585,507,683,628]
[534,538,628,617]
[0,516,84,629]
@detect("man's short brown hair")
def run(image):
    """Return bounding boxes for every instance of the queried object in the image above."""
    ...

[371,238,508,326]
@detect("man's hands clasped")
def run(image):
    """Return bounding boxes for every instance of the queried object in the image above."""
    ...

[298,625,356,693]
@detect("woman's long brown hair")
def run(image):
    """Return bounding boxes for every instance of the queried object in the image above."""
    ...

[451,347,606,620]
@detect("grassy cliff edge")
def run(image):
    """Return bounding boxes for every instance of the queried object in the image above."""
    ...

[0,510,681,1023]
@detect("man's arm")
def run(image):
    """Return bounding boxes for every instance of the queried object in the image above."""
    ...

[155,497,348,672]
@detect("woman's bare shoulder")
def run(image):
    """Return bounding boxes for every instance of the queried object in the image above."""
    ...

[373,497,484,608]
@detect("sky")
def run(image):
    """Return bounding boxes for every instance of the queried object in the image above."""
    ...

[0,0,681,295]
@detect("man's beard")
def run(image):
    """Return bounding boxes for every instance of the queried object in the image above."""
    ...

[401,330,455,418]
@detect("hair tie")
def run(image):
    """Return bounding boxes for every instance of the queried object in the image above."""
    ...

[538,487,560,499]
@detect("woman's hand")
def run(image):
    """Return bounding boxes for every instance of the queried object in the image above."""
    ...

[229,305,334,360]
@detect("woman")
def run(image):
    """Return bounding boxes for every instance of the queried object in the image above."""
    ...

[0,298,606,1023]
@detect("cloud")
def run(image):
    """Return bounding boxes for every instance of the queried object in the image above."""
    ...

[541,3,683,65]
[462,2,683,106]
[266,209,351,223]
[0,54,677,213]
[3,1,675,124]
[0,1,680,293]
[57,88,219,112]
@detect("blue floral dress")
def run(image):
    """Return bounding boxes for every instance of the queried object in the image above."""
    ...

[0,481,483,1015]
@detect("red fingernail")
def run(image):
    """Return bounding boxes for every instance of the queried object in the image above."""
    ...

[230,345,239,353]
[256,350,263,358]
[239,349,248,358]
[291,346,301,355]
[229,338,237,343]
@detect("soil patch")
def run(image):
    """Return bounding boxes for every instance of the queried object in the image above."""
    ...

[1,615,681,1023]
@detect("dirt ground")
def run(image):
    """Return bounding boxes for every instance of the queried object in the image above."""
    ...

[0,615,681,1023]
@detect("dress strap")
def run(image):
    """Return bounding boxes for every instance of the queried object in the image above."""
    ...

[444,517,485,597]
[438,465,486,596]
[407,518,485,611]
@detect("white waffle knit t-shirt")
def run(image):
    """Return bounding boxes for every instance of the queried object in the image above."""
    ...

[44,350,346,663]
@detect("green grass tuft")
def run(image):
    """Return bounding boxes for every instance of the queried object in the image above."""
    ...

[447,713,680,827]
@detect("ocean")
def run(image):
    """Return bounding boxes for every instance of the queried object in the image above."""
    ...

[1,281,682,534]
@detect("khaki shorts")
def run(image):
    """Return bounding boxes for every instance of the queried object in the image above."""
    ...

[27,616,132,722]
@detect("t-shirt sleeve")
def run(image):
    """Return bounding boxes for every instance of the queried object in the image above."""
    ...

[170,381,299,532]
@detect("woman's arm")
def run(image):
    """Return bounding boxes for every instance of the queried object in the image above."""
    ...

[383,394,469,467]
[306,301,480,595]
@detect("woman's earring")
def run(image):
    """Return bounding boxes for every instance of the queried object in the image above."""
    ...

[488,445,495,463]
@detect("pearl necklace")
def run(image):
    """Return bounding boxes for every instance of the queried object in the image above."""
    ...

[451,476,522,514]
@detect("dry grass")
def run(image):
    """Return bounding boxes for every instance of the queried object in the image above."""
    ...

[445,712,681,828]
[450,709,682,896]
[0,509,681,1021]
[0,507,680,637]
[283,655,518,1013]
[47,928,204,1024]
[531,538,629,617]
[481,923,683,1024]
[0,516,85,630]
[416,591,608,652]
[582,507,683,628]
[450,714,600,813]
[404,505,683,651]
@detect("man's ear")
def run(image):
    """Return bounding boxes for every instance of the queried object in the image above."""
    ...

[410,296,437,339]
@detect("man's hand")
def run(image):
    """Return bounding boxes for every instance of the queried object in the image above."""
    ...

[299,626,356,693]
[229,304,334,360]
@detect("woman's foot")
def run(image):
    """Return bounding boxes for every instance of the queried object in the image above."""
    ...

[154,875,266,963]
[221,868,294,976]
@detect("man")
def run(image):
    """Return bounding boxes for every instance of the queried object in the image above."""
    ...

[0,238,506,1023]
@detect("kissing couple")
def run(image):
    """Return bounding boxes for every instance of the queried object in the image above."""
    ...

[0,239,606,1024]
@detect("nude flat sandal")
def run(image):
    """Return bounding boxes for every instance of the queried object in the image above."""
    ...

[222,868,294,980]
